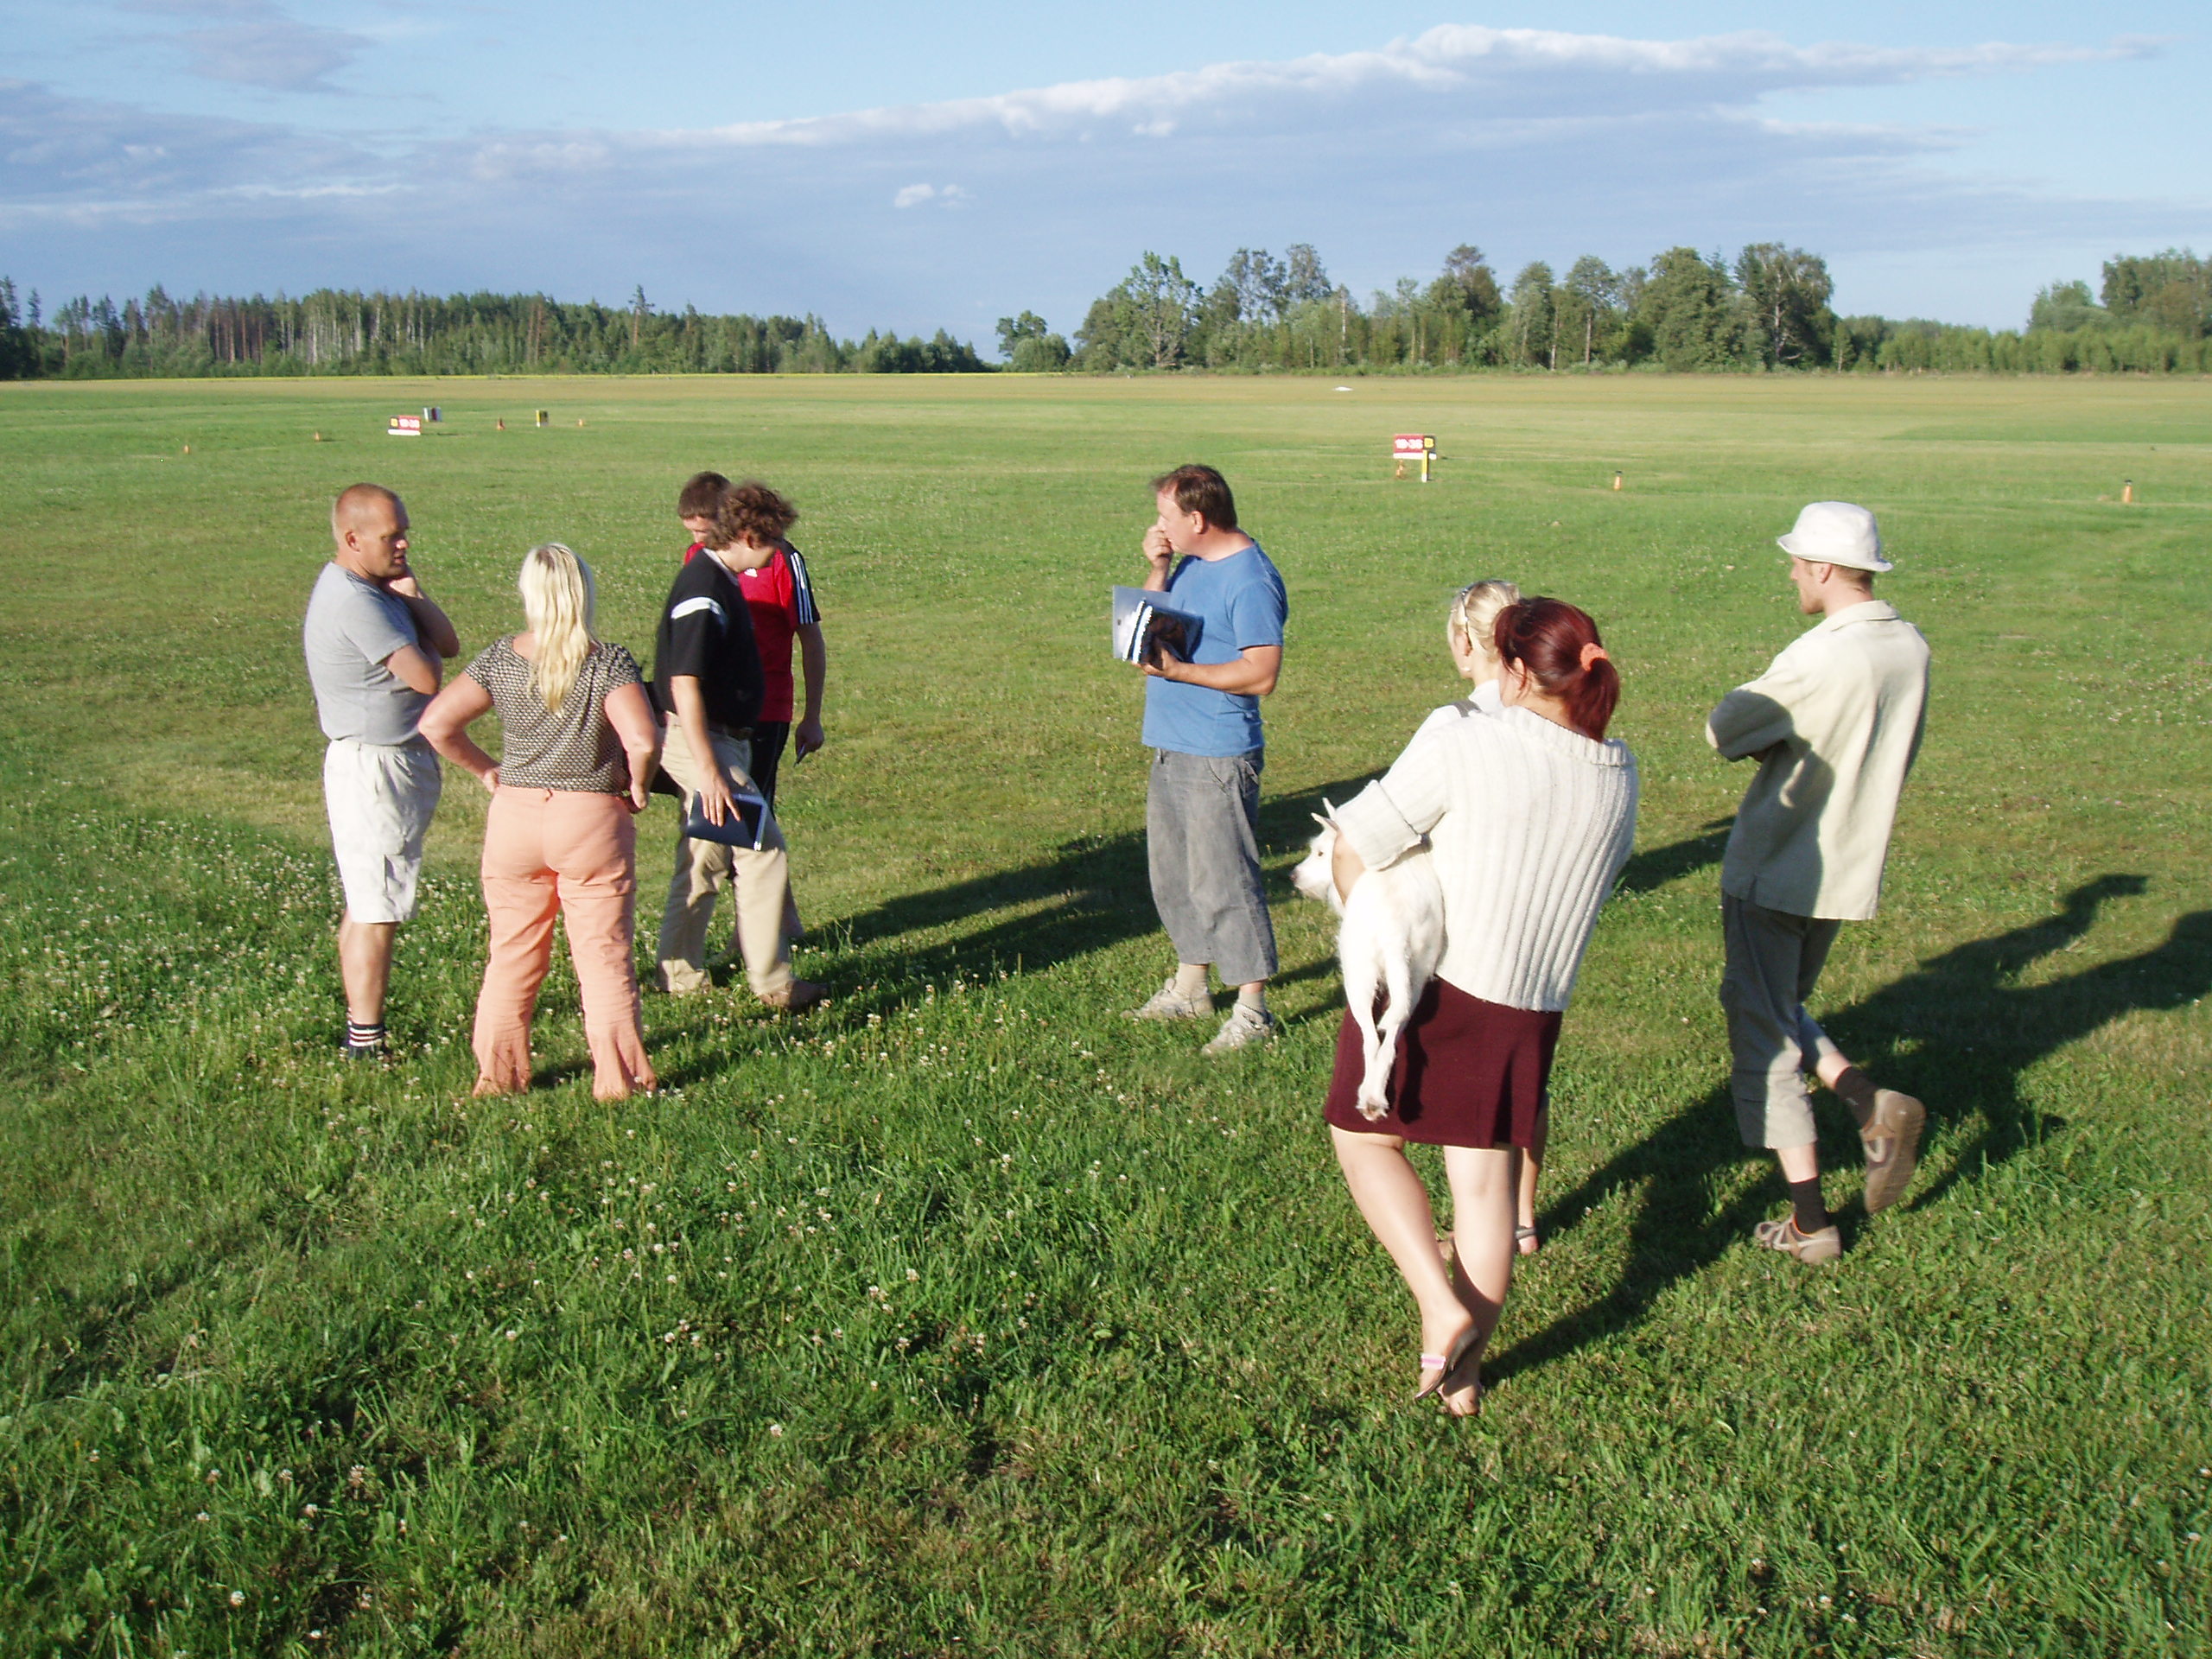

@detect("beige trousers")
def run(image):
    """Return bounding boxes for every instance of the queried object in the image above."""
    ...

[1719,893,1847,1150]
[654,725,794,998]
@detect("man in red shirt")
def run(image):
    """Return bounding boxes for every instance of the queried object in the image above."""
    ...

[677,472,825,807]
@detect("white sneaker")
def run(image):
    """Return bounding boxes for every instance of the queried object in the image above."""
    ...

[1125,978,1212,1021]
[1202,1003,1279,1055]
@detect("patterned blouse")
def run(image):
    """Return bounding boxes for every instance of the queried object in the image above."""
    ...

[464,637,644,793]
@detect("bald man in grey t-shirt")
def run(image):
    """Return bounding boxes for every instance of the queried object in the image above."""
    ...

[303,483,459,1058]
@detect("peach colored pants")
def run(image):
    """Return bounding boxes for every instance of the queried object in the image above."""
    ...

[475,786,656,1100]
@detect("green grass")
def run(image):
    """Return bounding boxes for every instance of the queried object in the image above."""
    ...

[0,372,2208,1656]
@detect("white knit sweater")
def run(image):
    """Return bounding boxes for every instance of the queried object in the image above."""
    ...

[1333,704,1639,1012]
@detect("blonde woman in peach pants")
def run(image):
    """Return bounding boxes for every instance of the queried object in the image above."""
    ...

[420,543,662,1099]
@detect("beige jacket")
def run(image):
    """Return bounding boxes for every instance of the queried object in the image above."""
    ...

[1707,600,1929,921]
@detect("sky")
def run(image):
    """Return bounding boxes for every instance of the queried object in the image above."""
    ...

[4,0,2208,345]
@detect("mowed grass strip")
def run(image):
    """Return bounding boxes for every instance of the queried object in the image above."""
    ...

[0,373,2206,1656]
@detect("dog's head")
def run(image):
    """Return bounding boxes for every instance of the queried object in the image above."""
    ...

[1289,800,1343,911]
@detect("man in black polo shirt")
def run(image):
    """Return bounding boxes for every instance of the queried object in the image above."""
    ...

[652,503,827,1012]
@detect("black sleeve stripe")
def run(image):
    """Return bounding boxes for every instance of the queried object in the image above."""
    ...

[785,547,821,626]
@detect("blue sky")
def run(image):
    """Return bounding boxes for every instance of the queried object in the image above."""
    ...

[4,0,2207,343]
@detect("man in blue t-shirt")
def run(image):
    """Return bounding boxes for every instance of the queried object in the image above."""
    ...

[1126,464,1288,1053]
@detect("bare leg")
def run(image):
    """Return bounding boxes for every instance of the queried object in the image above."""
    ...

[1332,1128,1476,1396]
[1439,1145,1520,1414]
[1775,1141,1821,1184]
[1516,1103,1548,1253]
[337,916,397,1026]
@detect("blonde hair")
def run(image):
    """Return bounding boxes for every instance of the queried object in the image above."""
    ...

[517,543,597,713]
[1448,579,1522,662]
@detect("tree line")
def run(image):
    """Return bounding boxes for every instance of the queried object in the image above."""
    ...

[3,247,2206,381]
[0,283,990,379]
[1026,244,2212,374]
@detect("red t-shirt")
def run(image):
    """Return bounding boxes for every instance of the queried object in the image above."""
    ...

[680,541,821,722]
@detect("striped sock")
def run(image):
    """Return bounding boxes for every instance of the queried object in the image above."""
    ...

[345,1020,386,1052]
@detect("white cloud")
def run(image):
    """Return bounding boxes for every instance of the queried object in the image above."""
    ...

[683,26,2150,152]
[893,181,969,209]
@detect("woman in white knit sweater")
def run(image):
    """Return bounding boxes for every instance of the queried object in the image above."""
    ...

[1325,597,1638,1414]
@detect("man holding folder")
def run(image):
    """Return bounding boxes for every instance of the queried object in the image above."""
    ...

[652,500,826,1014]
[1125,464,1288,1054]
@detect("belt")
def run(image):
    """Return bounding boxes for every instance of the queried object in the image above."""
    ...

[658,715,751,741]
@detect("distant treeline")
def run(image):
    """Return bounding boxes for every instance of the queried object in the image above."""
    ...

[1018,244,2212,374]
[0,283,988,379]
[3,247,2207,381]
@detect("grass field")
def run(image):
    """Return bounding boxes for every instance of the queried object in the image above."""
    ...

[0,371,2208,1657]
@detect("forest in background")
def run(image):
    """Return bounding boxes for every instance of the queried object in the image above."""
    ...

[1042,243,2212,375]
[0,284,988,380]
[2,245,2207,379]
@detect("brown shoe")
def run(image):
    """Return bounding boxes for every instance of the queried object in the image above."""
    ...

[1752,1215,1842,1263]
[1853,1088,1925,1213]
[760,978,830,1014]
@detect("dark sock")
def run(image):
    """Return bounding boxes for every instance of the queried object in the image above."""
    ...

[345,1020,386,1052]
[1830,1065,1879,1122]
[1787,1176,1831,1235]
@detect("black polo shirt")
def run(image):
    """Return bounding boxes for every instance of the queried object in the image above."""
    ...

[651,550,765,730]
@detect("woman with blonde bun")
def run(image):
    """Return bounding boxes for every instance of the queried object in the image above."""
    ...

[1422,579,1521,725]
[420,543,662,1100]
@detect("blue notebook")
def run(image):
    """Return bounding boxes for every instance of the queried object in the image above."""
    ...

[683,786,769,849]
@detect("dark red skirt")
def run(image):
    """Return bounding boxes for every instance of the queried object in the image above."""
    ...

[1323,976,1562,1147]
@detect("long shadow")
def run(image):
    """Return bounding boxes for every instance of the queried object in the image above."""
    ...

[1614,818,1733,893]
[781,793,1735,1027]
[1491,876,2212,1385]
[757,775,1383,1012]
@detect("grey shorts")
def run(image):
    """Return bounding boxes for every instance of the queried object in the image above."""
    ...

[1719,893,1846,1149]
[1147,747,1277,987]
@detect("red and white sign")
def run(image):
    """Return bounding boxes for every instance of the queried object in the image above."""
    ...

[1392,432,1433,456]
[387,416,423,437]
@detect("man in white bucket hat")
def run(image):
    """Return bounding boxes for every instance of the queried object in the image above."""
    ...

[1706,501,1931,1262]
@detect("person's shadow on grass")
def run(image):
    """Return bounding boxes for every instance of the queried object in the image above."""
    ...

[666,775,1388,1036]
[1491,874,2212,1386]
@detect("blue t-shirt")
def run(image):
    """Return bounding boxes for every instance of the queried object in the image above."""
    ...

[1141,543,1287,756]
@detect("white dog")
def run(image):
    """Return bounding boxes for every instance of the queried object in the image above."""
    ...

[1290,802,1446,1119]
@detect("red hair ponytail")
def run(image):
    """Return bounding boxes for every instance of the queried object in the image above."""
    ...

[1491,597,1620,741]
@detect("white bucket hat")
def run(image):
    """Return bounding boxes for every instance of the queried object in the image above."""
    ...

[1777,501,1892,573]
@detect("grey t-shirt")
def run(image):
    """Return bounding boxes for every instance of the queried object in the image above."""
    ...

[303,563,430,745]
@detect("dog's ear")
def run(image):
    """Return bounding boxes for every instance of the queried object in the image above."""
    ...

[1310,812,1331,830]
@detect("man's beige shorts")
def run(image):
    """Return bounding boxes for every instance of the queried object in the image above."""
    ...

[1719,893,1844,1150]
[323,738,442,924]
